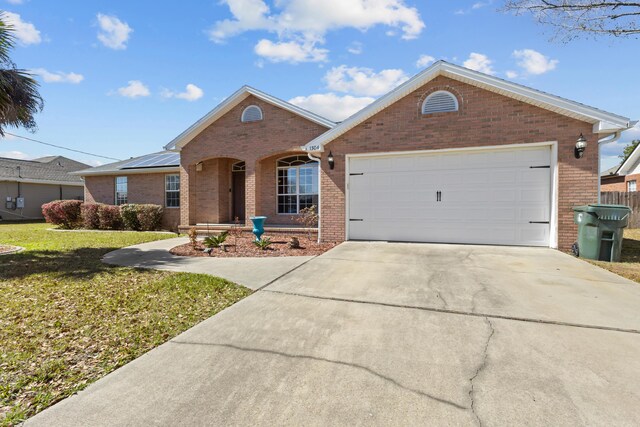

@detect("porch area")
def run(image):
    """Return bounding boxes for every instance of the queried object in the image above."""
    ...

[178,153,320,237]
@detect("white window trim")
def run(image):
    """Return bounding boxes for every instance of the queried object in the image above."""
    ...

[628,180,637,192]
[165,174,180,208]
[276,161,319,215]
[115,176,127,206]
[421,90,459,115]
[241,105,263,123]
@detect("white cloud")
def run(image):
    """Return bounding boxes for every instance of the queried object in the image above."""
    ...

[289,93,374,122]
[161,83,204,101]
[455,0,493,15]
[32,68,84,84]
[0,150,30,159]
[6,0,25,4]
[513,49,558,75]
[463,52,495,75]
[416,54,435,68]
[116,80,150,98]
[505,70,518,79]
[254,38,328,63]
[4,12,41,45]
[324,65,408,97]
[209,0,425,42]
[347,41,363,55]
[96,14,132,50]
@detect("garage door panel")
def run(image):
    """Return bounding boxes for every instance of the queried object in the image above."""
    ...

[348,146,552,247]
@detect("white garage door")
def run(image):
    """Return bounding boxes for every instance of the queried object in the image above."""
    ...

[348,145,552,246]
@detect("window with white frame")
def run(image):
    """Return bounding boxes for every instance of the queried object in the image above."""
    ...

[165,174,180,207]
[277,156,318,214]
[628,180,637,192]
[115,176,127,205]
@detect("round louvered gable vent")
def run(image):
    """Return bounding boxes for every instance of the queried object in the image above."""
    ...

[241,105,263,122]
[422,91,458,115]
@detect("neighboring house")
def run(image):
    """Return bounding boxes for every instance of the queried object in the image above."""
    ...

[601,144,640,192]
[0,156,88,220]
[73,61,635,250]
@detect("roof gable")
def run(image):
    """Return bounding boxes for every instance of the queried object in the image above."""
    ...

[617,142,640,176]
[302,61,634,152]
[0,156,88,184]
[165,86,336,150]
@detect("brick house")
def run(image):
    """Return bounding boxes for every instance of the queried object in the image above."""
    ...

[601,143,640,192]
[74,61,635,250]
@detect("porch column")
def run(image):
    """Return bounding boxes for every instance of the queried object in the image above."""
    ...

[179,163,197,226]
[244,160,262,225]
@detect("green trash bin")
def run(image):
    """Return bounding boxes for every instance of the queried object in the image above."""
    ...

[573,204,631,262]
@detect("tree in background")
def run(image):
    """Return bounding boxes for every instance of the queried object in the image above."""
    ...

[0,11,43,136]
[503,1,640,40]
[620,139,640,161]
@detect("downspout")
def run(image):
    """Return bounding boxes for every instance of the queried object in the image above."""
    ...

[598,131,622,203]
[307,152,321,243]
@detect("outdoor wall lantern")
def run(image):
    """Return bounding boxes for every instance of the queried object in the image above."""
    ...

[196,161,203,172]
[327,151,335,170]
[575,133,587,159]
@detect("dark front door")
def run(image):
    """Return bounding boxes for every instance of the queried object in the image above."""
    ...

[232,171,245,221]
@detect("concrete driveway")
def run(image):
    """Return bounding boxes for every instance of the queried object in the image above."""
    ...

[27,242,640,426]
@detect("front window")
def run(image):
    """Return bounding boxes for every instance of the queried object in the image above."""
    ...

[628,180,637,192]
[165,174,180,207]
[115,176,127,205]
[277,156,318,214]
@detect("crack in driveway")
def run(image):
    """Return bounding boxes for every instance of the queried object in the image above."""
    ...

[262,289,640,335]
[468,318,495,426]
[169,340,468,411]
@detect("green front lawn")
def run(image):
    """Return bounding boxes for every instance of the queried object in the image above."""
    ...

[589,228,640,283]
[0,223,251,426]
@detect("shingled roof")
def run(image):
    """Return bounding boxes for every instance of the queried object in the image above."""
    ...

[0,156,89,185]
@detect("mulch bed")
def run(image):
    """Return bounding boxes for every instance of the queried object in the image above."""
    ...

[170,234,336,258]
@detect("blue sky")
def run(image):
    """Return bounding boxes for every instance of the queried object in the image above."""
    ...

[0,0,638,170]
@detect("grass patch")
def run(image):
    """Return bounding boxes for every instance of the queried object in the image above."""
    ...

[588,228,640,283]
[0,223,251,426]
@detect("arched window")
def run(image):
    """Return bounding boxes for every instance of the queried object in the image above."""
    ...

[277,156,318,214]
[421,90,459,115]
[241,105,263,122]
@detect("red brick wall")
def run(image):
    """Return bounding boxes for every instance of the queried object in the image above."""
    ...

[319,75,599,250]
[84,173,180,230]
[601,173,640,193]
[179,94,328,226]
[601,175,625,192]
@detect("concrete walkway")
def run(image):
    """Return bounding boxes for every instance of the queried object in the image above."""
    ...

[102,237,314,290]
[28,242,640,426]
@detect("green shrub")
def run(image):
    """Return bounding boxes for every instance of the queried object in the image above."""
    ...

[203,231,228,248]
[136,204,163,231]
[120,204,140,230]
[97,205,123,230]
[80,203,101,229]
[254,237,272,250]
[41,200,82,229]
